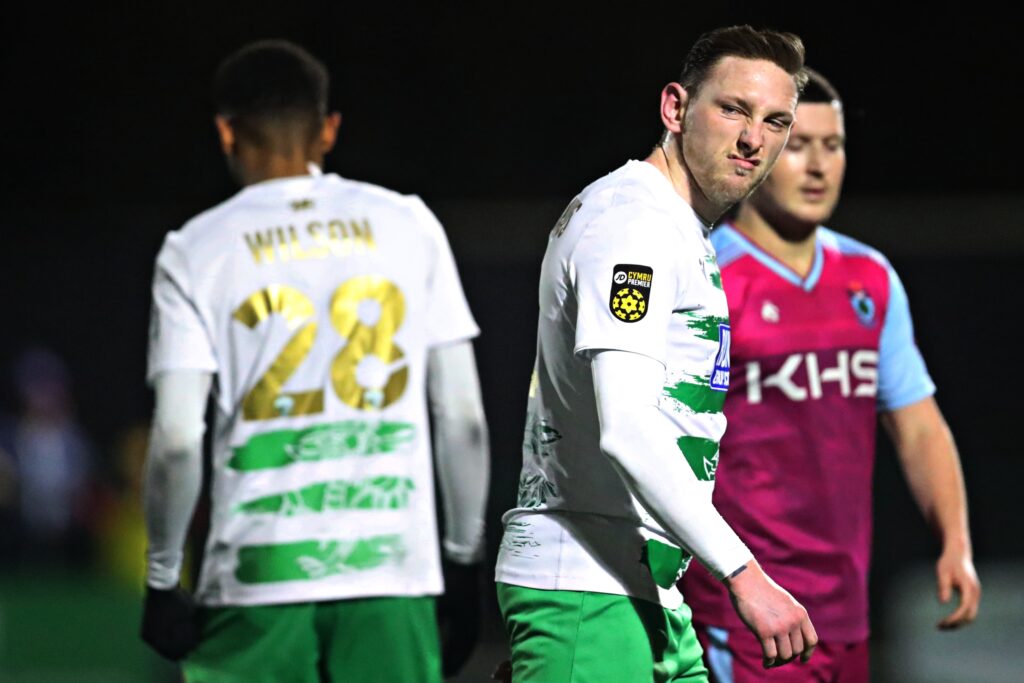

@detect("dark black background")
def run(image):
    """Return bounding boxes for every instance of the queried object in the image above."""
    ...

[1,0,1020,664]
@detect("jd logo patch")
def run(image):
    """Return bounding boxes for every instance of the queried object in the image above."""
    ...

[609,264,653,323]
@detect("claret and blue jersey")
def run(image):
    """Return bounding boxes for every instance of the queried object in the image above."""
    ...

[682,223,935,642]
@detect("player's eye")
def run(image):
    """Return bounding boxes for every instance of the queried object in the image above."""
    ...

[786,139,805,151]
[721,105,741,116]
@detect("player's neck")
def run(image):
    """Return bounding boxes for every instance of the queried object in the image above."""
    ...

[732,205,817,278]
[234,147,322,186]
[644,142,718,227]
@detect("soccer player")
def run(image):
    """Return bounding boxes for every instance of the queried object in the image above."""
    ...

[680,68,981,682]
[140,40,490,682]
[495,26,818,682]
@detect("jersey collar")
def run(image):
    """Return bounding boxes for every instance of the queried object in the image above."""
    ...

[720,223,824,292]
[630,160,711,239]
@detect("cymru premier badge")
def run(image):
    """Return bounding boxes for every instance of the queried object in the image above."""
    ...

[609,264,653,323]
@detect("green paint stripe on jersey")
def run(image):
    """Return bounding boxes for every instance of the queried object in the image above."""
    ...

[703,255,724,290]
[236,476,416,515]
[235,535,405,584]
[663,375,726,414]
[708,269,723,290]
[676,435,720,481]
[229,420,416,471]
[516,471,558,508]
[679,312,728,342]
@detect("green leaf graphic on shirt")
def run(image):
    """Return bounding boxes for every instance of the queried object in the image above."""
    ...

[228,421,415,471]
[500,520,542,557]
[523,417,562,458]
[680,312,728,342]
[663,374,726,414]
[676,436,720,481]
[704,255,723,290]
[516,471,558,508]
[708,269,723,290]
[236,477,415,515]
[235,535,405,584]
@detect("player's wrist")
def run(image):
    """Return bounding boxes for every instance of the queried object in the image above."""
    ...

[723,559,768,597]
[146,555,184,590]
[442,539,485,565]
[939,532,972,558]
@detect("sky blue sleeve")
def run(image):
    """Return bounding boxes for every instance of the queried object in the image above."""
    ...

[877,265,936,411]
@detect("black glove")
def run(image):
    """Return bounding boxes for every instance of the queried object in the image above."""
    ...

[437,560,482,678]
[141,585,202,661]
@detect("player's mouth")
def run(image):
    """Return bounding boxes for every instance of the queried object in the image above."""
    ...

[800,186,828,201]
[728,155,760,171]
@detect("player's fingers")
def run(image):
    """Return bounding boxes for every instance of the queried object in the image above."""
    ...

[761,636,778,669]
[938,592,970,629]
[940,579,981,629]
[774,633,794,664]
[789,628,805,664]
[936,567,952,604]
[966,580,982,622]
[800,618,819,663]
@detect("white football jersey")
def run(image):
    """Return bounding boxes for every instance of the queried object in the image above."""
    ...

[148,171,478,606]
[496,160,730,607]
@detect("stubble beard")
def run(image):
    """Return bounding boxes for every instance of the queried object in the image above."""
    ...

[680,134,771,217]
[704,164,769,211]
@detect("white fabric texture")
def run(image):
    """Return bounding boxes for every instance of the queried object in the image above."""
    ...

[428,341,490,564]
[591,351,751,578]
[144,370,211,589]
[496,160,746,607]
[145,172,480,606]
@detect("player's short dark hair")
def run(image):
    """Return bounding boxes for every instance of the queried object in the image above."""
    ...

[798,67,842,110]
[213,40,329,151]
[679,25,807,99]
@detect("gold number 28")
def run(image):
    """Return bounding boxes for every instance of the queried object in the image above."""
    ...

[233,276,407,421]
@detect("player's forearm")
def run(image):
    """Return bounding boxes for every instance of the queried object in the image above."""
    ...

[884,399,972,553]
[592,351,752,579]
[144,371,210,589]
[144,436,203,589]
[433,411,489,563]
[429,342,490,564]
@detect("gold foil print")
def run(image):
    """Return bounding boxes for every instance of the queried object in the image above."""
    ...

[233,286,323,421]
[329,276,408,410]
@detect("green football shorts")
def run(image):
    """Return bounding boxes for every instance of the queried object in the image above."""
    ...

[497,583,708,683]
[183,596,441,683]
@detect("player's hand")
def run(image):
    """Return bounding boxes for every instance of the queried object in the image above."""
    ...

[140,585,201,661]
[936,547,981,629]
[437,559,482,677]
[724,560,817,669]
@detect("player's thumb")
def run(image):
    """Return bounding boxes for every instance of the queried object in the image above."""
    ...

[937,567,953,604]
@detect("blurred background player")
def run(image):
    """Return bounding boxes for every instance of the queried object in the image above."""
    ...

[681,68,981,682]
[495,26,818,682]
[141,40,490,682]
[0,348,97,566]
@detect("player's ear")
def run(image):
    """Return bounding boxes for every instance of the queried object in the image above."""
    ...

[660,83,688,135]
[214,115,235,156]
[320,112,342,154]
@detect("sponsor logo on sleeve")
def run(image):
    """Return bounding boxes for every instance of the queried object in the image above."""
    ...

[609,264,653,323]
[710,324,730,391]
[552,197,582,238]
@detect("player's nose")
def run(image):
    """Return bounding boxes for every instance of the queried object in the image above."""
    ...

[738,123,764,155]
[805,144,826,176]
